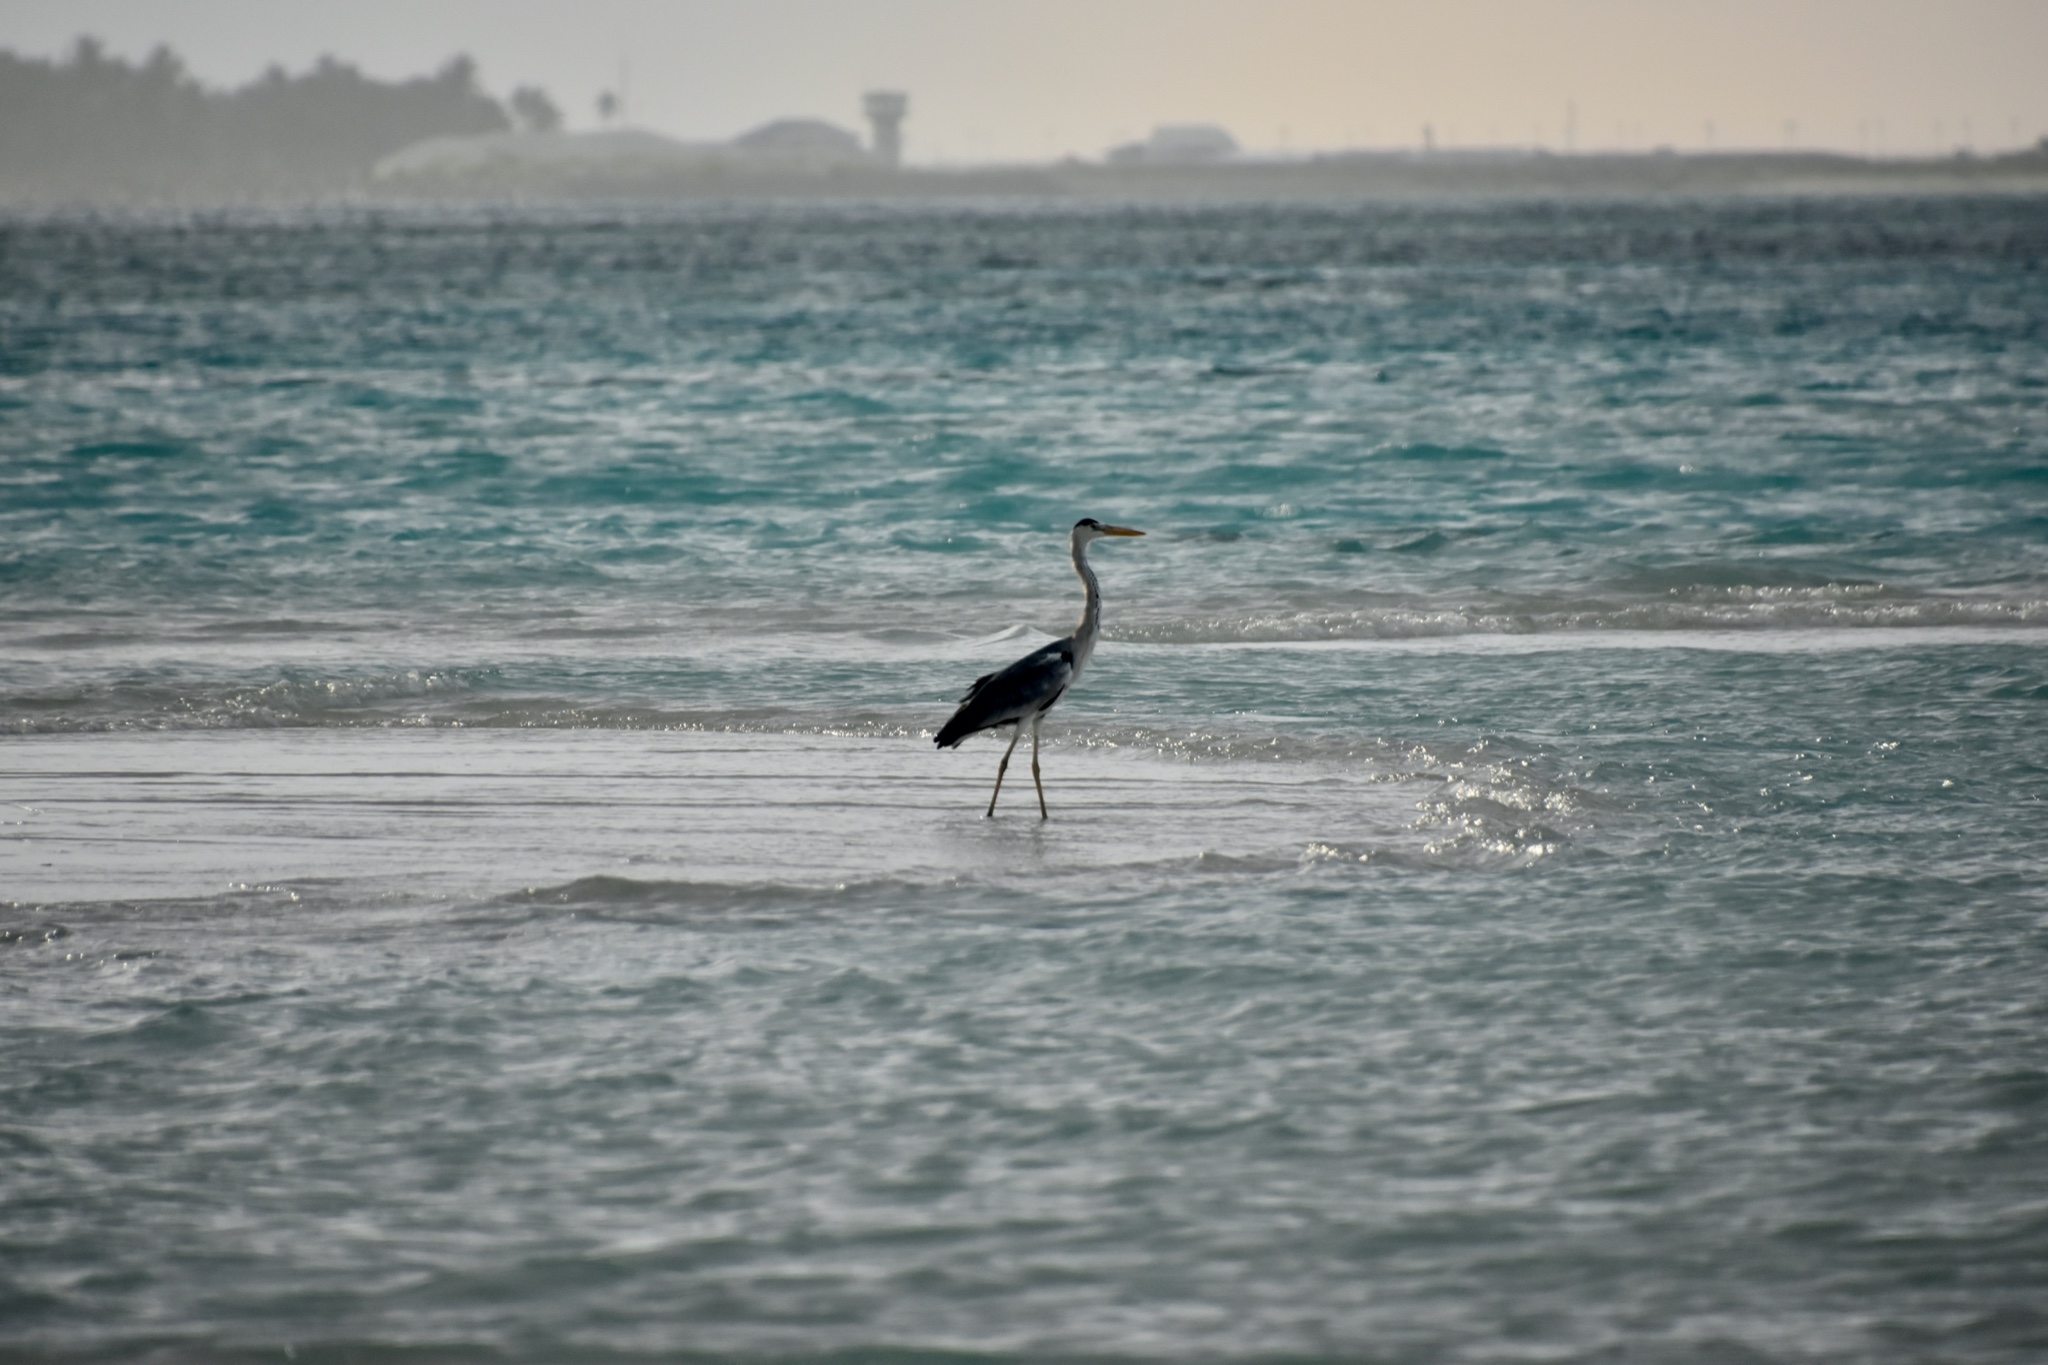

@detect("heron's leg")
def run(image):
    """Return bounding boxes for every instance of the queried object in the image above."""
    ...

[986,727,1022,818]
[1031,713,1048,820]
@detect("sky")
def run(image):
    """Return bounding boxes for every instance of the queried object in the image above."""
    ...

[5,0,2046,163]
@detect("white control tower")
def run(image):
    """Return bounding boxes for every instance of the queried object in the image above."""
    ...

[863,91,908,168]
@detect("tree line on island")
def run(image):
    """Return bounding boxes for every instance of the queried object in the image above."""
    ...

[0,37,565,202]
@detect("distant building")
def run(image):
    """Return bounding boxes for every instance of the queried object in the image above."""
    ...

[729,118,868,166]
[374,128,714,182]
[864,91,908,168]
[1106,124,1239,166]
[374,112,888,188]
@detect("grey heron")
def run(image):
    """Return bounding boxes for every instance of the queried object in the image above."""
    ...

[935,518,1145,818]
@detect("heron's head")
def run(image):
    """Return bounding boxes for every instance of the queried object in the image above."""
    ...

[1073,517,1145,545]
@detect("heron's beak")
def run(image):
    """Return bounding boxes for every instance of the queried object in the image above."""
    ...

[1100,525,1145,537]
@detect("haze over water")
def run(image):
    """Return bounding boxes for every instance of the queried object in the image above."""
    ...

[3,197,2047,1360]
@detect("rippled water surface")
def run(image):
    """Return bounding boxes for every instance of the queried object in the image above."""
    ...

[3,198,2047,1362]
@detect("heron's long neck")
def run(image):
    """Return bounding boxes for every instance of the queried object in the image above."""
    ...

[1071,537,1103,663]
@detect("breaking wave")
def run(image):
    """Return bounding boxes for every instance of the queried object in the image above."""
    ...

[1113,588,2047,645]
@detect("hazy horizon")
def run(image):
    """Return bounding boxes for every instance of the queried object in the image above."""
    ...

[3,0,2045,164]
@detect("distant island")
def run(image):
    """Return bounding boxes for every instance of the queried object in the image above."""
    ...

[5,37,2046,208]
[0,38,516,202]
[367,136,2048,205]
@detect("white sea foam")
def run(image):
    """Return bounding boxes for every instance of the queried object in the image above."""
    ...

[1155,623,2048,655]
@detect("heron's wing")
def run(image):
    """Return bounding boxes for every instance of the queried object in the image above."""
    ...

[934,639,1075,748]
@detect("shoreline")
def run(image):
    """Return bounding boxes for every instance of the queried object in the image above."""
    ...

[7,149,2048,211]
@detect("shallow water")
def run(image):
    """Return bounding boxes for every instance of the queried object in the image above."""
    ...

[3,198,2047,1361]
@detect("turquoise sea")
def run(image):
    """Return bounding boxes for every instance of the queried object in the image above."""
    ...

[3,197,2046,1361]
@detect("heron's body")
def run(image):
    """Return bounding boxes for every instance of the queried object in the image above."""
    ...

[935,518,1143,817]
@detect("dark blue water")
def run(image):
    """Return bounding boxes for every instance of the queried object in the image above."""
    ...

[2,197,2046,1361]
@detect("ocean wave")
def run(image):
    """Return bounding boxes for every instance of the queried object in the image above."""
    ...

[1114,591,2048,645]
[497,873,973,920]
[0,667,941,738]
[1,667,503,734]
